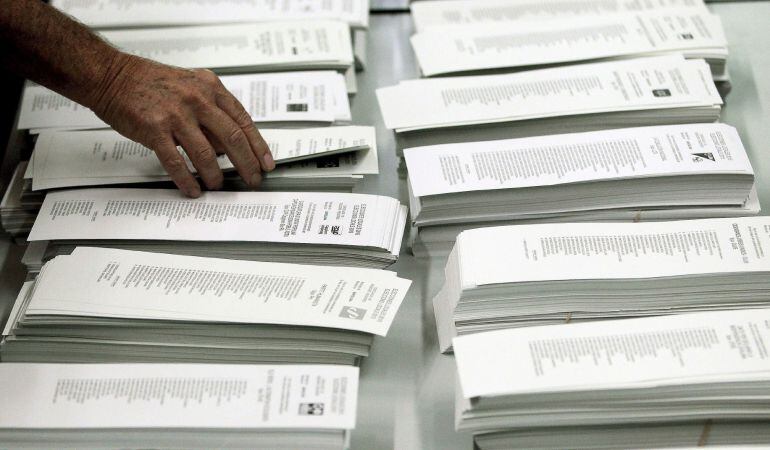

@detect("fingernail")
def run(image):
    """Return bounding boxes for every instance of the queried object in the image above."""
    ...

[263,152,275,171]
[188,186,202,198]
[249,172,262,187]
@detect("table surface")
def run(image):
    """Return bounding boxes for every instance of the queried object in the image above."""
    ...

[1,3,770,449]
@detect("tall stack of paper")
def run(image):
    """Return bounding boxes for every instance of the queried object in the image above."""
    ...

[475,421,770,450]
[377,56,723,153]
[410,0,710,33]
[26,189,407,269]
[405,124,759,256]
[434,217,770,352]
[19,71,351,133]
[0,363,358,449]
[52,0,370,29]
[1,247,411,365]
[452,309,770,438]
[411,10,728,80]
[96,21,353,74]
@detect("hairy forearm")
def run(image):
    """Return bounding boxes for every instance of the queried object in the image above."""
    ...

[0,0,126,108]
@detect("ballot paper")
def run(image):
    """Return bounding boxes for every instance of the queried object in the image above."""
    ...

[378,56,721,132]
[29,126,376,190]
[18,71,351,131]
[411,10,728,77]
[434,217,770,352]
[405,123,755,226]
[0,363,357,449]
[0,247,411,364]
[100,21,353,74]
[452,308,770,432]
[27,189,407,268]
[26,247,410,336]
[410,0,709,32]
[51,0,370,29]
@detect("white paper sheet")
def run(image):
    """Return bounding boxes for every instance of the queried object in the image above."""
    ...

[30,126,375,190]
[405,124,752,197]
[28,189,403,253]
[19,71,350,131]
[456,217,770,287]
[411,11,726,76]
[453,308,770,398]
[377,56,721,131]
[52,0,369,29]
[27,247,411,336]
[0,363,358,429]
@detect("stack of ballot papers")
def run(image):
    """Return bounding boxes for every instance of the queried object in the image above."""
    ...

[52,0,370,29]
[50,0,370,72]
[0,126,379,238]
[434,217,770,352]
[97,21,353,74]
[26,189,407,269]
[474,421,770,450]
[411,10,728,80]
[19,71,351,133]
[410,0,711,33]
[0,363,358,449]
[0,163,38,238]
[28,126,378,191]
[452,309,770,435]
[1,247,411,365]
[377,56,723,152]
[405,124,759,256]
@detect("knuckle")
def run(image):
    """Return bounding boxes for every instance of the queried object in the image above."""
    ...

[195,147,218,165]
[182,90,208,107]
[236,109,253,127]
[195,68,220,86]
[160,154,187,173]
[145,111,171,130]
[226,128,247,147]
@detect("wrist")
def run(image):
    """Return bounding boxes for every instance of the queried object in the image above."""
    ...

[82,49,139,116]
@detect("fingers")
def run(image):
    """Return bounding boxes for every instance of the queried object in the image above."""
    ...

[198,106,264,188]
[149,135,202,198]
[215,90,275,172]
[174,126,224,191]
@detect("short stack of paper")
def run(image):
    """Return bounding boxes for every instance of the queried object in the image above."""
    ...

[0,163,38,238]
[1,247,411,365]
[434,217,770,352]
[52,0,370,29]
[51,0,370,72]
[0,363,358,449]
[26,189,407,269]
[452,309,770,442]
[411,10,728,80]
[30,126,378,191]
[98,21,353,74]
[405,124,759,256]
[410,0,711,33]
[377,56,723,153]
[0,126,379,238]
[20,71,351,133]
[475,421,770,450]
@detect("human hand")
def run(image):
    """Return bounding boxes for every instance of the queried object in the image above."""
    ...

[89,54,275,197]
